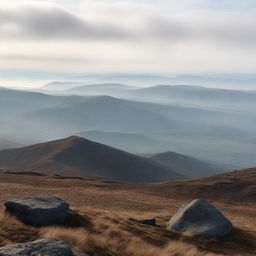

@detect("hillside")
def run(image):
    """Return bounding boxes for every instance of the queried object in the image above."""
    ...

[151,168,256,203]
[149,151,228,178]
[0,136,184,182]
[0,167,255,255]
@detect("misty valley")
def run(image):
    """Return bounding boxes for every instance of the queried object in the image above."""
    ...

[1,81,256,169]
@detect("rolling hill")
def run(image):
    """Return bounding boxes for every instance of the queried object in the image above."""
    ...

[41,81,86,91]
[149,151,229,178]
[127,85,256,113]
[0,166,255,255]
[152,167,256,203]
[0,87,82,117]
[25,96,174,134]
[0,136,185,182]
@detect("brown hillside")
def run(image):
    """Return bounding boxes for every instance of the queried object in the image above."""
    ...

[0,167,255,255]
[0,136,184,182]
[151,168,256,203]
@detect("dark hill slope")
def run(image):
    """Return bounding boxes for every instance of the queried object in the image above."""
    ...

[149,151,227,178]
[0,136,185,182]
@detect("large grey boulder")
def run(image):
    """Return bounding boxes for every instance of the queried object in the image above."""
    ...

[4,195,70,226]
[167,198,233,237]
[0,239,74,256]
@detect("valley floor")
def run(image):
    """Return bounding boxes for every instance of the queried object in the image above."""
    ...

[0,170,255,256]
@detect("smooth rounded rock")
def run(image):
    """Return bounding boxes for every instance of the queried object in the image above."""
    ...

[4,195,70,226]
[167,198,233,237]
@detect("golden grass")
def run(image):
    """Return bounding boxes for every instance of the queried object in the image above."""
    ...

[41,226,224,256]
[0,171,255,255]
[0,211,39,246]
[0,205,255,256]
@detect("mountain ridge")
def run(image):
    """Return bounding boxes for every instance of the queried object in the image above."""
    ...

[0,136,185,182]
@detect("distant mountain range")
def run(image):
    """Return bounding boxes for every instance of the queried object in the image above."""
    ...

[65,83,137,96]
[41,81,86,91]
[40,73,256,89]
[24,95,173,134]
[41,82,256,114]
[0,136,185,182]
[127,85,256,113]
[1,86,256,167]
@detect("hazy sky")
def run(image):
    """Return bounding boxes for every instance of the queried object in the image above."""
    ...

[1,0,256,82]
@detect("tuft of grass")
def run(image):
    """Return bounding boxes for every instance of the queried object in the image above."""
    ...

[0,211,39,246]
[0,207,255,256]
[41,226,225,256]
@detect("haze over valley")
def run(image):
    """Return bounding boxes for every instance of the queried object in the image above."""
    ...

[1,81,256,168]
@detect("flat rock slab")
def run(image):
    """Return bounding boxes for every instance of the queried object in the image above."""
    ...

[4,195,70,226]
[167,198,233,237]
[0,239,88,256]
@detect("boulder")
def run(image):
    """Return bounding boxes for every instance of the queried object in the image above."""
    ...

[167,198,233,237]
[0,239,79,256]
[4,195,70,226]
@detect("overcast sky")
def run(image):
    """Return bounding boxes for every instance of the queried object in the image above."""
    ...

[1,0,256,84]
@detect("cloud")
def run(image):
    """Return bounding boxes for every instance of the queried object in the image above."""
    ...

[0,1,256,46]
[0,2,128,40]
[0,0,256,75]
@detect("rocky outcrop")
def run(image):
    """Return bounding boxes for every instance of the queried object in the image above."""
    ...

[4,195,70,226]
[167,198,233,236]
[0,239,88,256]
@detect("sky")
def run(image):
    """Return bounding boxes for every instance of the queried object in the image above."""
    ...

[1,0,256,87]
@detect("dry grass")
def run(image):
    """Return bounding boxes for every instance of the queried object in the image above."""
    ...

[41,226,225,256]
[0,211,39,246]
[0,170,255,255]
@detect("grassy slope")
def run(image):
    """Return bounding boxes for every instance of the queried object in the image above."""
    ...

[0,168,255,255]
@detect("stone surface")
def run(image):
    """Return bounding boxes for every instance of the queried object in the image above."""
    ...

[0,239,89,256]
[0,239,72,256]
[167,198,233,237]
[4,195,70,226]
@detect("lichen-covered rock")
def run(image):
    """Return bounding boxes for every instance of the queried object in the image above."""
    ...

[167,198,233,237]
[0,239,89,256]
[4,195,69,226]
[0,239,72,256]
